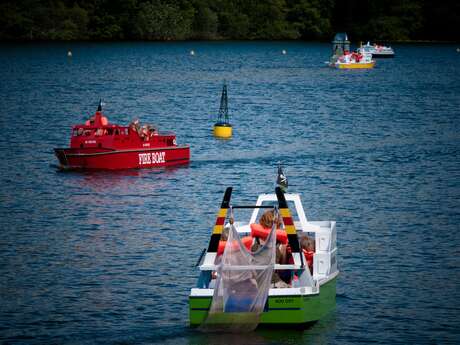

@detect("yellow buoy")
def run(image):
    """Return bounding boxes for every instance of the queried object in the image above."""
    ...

[213,123,232,138]
[213,81,232,138]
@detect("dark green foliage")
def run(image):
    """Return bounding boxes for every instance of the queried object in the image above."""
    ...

[136,0,193,40]
[0,0,458,41]
[287,0,333,39]
[191,0,218,39]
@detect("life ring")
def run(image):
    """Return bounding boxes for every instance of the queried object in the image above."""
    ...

[250,223,287,244]
[217,236,253,255]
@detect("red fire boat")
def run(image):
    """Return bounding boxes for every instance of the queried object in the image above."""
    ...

[54,102,190,170]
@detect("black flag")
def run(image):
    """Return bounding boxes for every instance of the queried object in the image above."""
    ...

[97,99,102,112]
[276,164,288,192]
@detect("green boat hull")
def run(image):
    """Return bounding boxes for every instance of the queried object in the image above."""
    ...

[189,277,337,327]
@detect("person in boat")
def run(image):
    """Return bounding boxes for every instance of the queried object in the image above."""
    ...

[85,116,94,126]
[251,210,291,288]
[222,227,259,312]
[149,124,159,137]
[342,49,351,63]
[209,226,230,288]
[300,234,315,274]
[338,50,348,63]
[350,52,356,62]
[350,51,362,63]
[211,226,253,288]
[129,118,141,134]
[140,125,149,140]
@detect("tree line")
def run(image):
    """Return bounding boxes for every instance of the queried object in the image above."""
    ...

[0,0,458,41]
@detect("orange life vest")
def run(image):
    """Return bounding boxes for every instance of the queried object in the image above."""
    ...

[250,223,288,245]
[217,236,253,255]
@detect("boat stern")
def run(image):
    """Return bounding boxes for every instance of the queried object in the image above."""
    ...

[189,278,338,328]
[54,148,70,168]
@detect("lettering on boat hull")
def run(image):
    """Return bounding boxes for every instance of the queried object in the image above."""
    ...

[138,152,166,165]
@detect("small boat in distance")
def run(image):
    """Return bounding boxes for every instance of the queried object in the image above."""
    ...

[329,32,375,69]
[358,42,395,58]
[332,51,375,69]
[213,82,232,138]
[54,101,190,170]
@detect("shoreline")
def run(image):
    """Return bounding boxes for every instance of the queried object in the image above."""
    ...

[1,38,459,44]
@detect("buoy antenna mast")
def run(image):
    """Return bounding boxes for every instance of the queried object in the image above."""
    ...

[217,81,229,124]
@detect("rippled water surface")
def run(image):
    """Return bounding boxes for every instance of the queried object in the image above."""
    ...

[1,42,459,344]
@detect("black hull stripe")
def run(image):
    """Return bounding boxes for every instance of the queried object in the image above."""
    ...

[59,158,190,169]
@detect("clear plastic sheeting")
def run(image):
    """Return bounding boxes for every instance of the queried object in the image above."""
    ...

[200,221,276,332]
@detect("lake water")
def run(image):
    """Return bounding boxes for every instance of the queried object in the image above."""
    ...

[0,41,459,344]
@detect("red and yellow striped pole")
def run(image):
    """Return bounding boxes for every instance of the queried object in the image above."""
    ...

[207,187,232,253]
[275,187,300,254]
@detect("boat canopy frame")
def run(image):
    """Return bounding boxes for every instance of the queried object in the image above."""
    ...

[198,187,310,272]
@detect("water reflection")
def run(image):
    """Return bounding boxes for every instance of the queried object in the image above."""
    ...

[61,165,188,192]
[186,327,312,345]
[182,312,337,345]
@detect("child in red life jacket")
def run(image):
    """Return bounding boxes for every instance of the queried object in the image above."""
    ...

[300,234,315,274]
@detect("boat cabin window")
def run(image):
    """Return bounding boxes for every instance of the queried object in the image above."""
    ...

[114,128,129,136]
